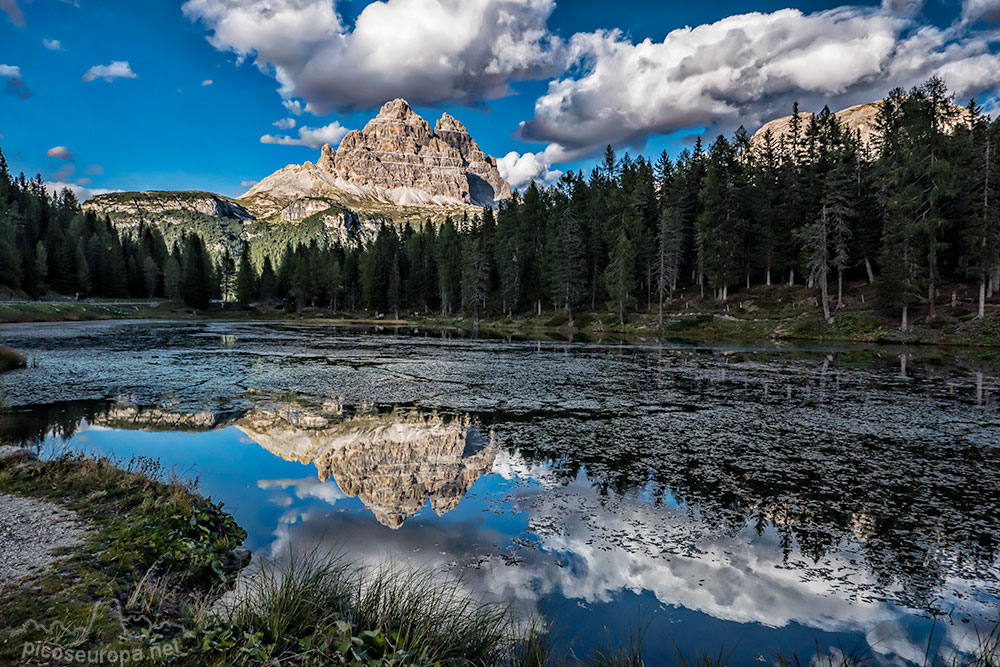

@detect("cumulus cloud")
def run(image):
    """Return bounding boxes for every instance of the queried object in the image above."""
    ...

[282,99,305,116]
[183,0,563,113]
[43,38,63,50]
[45,181,121,202]
[0,0,24,27]
[81,60,137,82]
[497,148,563,188]
[201,78,214,86]
[46,145,73,159]
[517,6,1000,158]
[0,64,21,77]
[273,117,296,130]
[260,120,350,148]
[963,0,1000,22]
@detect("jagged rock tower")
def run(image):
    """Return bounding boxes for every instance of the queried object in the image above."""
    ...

[315,98,511,207]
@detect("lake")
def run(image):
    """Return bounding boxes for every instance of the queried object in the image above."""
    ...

[1,319,998,665]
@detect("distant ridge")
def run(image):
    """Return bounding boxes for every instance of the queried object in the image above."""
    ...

[752,99,968,149]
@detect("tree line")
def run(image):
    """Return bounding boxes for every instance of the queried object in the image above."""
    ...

[1,78,998,329]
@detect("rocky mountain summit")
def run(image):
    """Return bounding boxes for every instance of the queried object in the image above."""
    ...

[245,98,511,214]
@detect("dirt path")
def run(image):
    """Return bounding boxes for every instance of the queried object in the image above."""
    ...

[0,492,89,588]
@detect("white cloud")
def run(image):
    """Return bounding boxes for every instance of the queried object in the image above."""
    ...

[273,117,296,130]
[201,78,214,86]
[183,0,563,113]
[0,64,21,77]
[497,148,563,188]
[518,6,1000,158]
[42,38,63,51]
[282,99,305,116]
[45,181,122,202]
[46,145,73,159]
[260,120,350,148]
[81,60,137,83]
[240,179,258,189]
[963,0,1000,22]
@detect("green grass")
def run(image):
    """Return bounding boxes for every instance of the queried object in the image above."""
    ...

[171,549,538,666]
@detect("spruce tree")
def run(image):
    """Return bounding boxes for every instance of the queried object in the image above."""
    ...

[545,206,586,322]
[605,228,636,326]
[259,255,277,309]
[236,241,255,308]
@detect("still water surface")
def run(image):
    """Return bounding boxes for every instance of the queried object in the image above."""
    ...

[1,320,998,665]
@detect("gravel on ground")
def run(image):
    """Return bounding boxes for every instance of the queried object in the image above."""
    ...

[0,492,89,589]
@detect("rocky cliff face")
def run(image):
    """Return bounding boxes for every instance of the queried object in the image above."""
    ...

[249,99,511,215]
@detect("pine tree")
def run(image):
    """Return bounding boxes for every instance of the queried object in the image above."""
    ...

[181,234,212,309]
[162,255,181,300]
[963,102,999,319]
[545,206,586,323]
[824,156,855,311]
[236,241,255,308]
[142,254,159,298]
[259,255,277,309]
[0,213,22,289]
[219,249,237,306]
[437,219,462,317]
[326,249,343,312]
[460,219,490,324]
[654,205,683,324]
[698,136,744,301]
[605,228,636,326]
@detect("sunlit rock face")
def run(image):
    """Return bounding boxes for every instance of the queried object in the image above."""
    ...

[236,407,498,529]
[246,99,511,215]
[84,191,255,225]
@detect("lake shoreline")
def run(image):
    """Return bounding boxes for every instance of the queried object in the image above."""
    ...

[0,451,249,665]
[2,286,1000,349]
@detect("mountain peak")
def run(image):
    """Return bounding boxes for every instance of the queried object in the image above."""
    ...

[435,112,468,135]
[375,97,417,121]
[246,100,511,217]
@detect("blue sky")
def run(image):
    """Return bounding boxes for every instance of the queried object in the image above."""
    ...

[1,0,998,199]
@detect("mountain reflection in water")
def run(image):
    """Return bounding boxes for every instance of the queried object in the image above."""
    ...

[236,405,498,529]
[0,321,998,664]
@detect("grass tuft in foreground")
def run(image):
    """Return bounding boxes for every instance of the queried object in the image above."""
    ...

[174,549,538,666]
